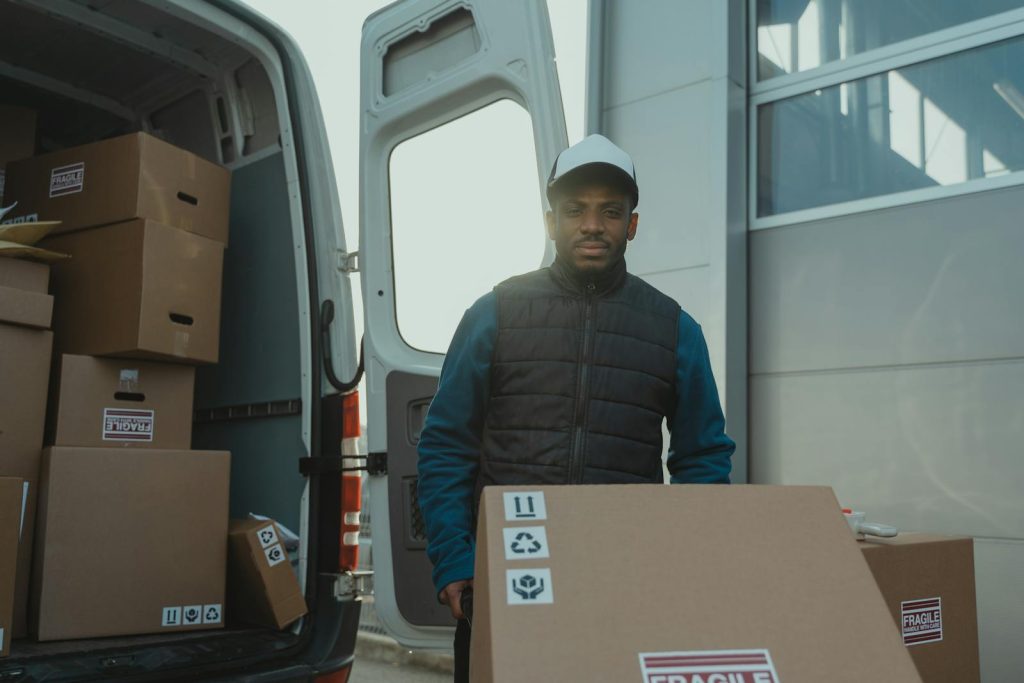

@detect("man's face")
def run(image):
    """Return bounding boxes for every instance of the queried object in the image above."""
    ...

[545,183,638,276]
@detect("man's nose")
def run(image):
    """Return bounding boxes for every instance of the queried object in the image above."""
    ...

[580,209,603,234]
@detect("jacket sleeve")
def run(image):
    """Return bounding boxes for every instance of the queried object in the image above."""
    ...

[666,311,735,484]
[416,292,497,595]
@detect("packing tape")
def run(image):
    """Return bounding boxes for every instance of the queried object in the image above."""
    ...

[118,368,140,393]
[174,330,190,357]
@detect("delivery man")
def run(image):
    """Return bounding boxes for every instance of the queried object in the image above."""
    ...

[416,134,735,681]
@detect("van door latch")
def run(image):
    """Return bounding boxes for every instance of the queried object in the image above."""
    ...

[337,250,359,273]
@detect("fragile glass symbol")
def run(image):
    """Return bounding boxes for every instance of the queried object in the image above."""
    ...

[510,531,542,554]
[511,574,545,600]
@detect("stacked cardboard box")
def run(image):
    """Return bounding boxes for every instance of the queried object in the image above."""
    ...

[0,477,26,656]
[3,132,234,641]
[0,254,54,641]
[860,534,980,682]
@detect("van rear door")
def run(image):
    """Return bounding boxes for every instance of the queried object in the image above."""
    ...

[359,0,567,648]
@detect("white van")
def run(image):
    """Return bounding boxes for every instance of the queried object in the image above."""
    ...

[0,0,566,679]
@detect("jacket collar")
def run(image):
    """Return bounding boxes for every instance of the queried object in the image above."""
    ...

[548,255,627,296]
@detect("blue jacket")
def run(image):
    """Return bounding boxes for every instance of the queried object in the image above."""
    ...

[417,290,734,594]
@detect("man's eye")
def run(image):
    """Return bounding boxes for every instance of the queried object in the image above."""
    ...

[564,207,582,216]
[604,210,621,218]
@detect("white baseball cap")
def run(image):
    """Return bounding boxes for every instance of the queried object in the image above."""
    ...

[546,134,639,208]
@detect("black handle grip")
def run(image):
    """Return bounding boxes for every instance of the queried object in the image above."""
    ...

[460,586,474,626]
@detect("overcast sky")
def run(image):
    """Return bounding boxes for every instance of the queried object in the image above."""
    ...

[242,0,587,352]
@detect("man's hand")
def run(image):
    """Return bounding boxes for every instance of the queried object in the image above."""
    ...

[439,579,474,621]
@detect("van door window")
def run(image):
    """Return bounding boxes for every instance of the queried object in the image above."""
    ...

[389,99,546,353]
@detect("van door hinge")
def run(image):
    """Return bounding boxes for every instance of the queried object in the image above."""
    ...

[337,250,359,273]
[333,570,374,601]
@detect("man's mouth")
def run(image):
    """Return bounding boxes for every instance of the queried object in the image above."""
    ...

[575,241,609,256]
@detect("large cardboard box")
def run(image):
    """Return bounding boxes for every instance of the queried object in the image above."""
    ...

[0,106,36,205]
[0,477,25,657]
[3,132,230,243]
[44,219,224,363]
[227,519,308,630]
[49,354,195,449]
[0,257,52,329]
[31,447,230,641]
[470,485,922,682]
[860,534,980,682]
[0,323,52,637]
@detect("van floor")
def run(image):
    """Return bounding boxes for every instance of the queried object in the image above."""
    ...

[6,627,299,672]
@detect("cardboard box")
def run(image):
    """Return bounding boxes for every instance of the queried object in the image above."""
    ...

[49,354,195,449]
[0,257,52,329]
[860,534,980,682]
[3,132,230,243]
[470,485,922,683]
[44,219,224,363]
[0,477,26,657]
[227,519,308,629]
[0,106,36,205]
[31,447,230,641]
[0,323,52,637]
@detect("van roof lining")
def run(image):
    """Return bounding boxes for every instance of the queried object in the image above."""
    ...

[0,0,252,151]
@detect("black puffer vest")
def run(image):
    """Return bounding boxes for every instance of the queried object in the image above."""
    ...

[479,258,680,489]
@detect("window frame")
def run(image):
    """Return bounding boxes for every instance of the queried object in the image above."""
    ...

[748,2,1024,230]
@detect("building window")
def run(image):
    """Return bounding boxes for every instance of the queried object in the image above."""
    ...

[388,99,546,353]
[756,0,1024,81]
[756,36,1024,217]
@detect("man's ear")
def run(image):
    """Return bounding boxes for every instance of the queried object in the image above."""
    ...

[626,212,639,241]
[545,210,556,240]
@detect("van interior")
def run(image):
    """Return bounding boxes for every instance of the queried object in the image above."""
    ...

[1,0,341,676]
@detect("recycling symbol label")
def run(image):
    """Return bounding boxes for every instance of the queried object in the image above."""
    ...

[257,524,279,549]
[502,526,550,560]
[506,568,554,605]
[203,604,222,624]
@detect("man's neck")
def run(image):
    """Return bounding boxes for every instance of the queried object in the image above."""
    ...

[550,256,626,296]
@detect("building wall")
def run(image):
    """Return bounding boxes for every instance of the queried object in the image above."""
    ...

[588,0,748,482]
[592,1,1024,679]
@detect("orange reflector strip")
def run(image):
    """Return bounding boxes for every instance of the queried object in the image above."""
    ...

[340,391,362,571]
[342,391,361,438]
[315,664,352,683]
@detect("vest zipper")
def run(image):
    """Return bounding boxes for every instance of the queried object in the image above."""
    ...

[569,282,597,484]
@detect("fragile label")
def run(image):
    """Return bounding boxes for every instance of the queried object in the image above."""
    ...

[502,526,550,560]
[264,543,286,567]
[901,597,942,646]
[256,524,280,548]
[103,408,154,442]
[503,491,547,521]
[506,568,553,605]
[203,604,222,624]
[0,626,4,651]
[49,162,85,197]
[639,649,780,683]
